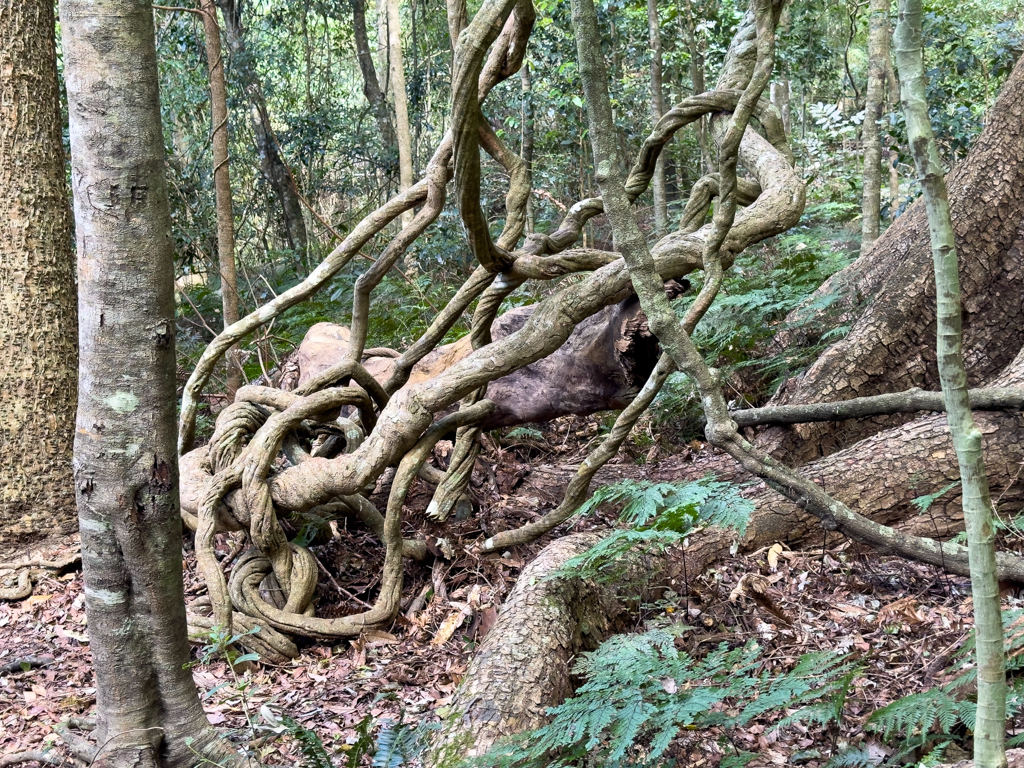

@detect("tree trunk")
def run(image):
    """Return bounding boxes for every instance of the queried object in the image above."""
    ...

[387,0,416,238]
[60,1,242,764]
[352,0,398,158]
[215,0,309,258]
[896,0,1005,761]
[770,79,790,135]
[648,0,667,239]
[426,532,667,765]
[763,55,1024,464]
[199,0,241,398]
[521,59,535,235]
[682,0,711,174]
[860,0,889,254]
[0,0,78,547]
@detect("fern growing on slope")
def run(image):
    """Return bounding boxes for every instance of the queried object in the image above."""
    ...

[551,476,754,583]
[474,627,860,767]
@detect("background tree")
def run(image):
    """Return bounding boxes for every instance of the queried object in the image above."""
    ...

[647,0,667,238]
[215,0,308,257]
[0,0,77,548]
[199,0,241,397]
[387,0,415,236]
[860,0,890,254]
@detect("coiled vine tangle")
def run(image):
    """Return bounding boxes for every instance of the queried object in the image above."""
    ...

[177,0,1017,662]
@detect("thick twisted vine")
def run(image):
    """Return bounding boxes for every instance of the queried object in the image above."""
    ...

[180,0,815,653]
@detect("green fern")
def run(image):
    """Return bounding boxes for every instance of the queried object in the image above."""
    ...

[373,719,405,768]
[822,745,881,768]
[474,629,859,767]
[552,477,754,583]
[278,714,333,768]
[370,715,435,768]
[910,482,960,514]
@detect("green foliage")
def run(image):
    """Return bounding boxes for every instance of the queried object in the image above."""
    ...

[279,713,334,768]
[344,715,378,768]
[652,228,855,441]
[475,629,860,767]
[552,477,754,583]
[910,482,961,514]
[372,717,410,767]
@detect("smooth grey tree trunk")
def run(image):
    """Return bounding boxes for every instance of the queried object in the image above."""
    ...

[647,0,667,238]
[199,0,241,397]
[60,1,246,765]
[0,0,78,547]
[896,0,1006,764]
[860,0,889,254]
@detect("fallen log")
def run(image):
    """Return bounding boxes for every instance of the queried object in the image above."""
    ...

[423,531,725,765]
[289,284,686,430]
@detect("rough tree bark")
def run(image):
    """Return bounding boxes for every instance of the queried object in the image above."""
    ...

[0,0,78,547]
[763,55,1024,464]
[199,0,242,397]
[60,1,245,764]
[860,0,889,254]
[215,0,309,256]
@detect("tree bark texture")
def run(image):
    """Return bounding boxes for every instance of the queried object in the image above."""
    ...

[0,0,78,547]
[860,0,889,255]
[352,0,398,157]
[60,1,240,764]
[199,0,241,397]
[215,0,309,257]
[763,55,1024,464]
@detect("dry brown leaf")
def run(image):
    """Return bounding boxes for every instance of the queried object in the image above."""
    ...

[431,611,466,646]
[362,630,399,645]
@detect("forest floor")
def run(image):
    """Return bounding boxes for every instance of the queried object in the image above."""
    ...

[2,415,1021,766]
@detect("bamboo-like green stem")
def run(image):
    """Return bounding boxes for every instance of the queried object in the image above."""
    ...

[895,2,1006,765]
